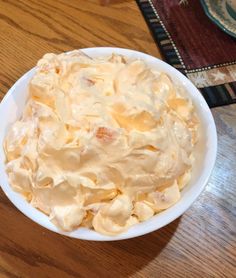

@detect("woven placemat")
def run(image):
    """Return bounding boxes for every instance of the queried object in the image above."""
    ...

[137,0,236,107]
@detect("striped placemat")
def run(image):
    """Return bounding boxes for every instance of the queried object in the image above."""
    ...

[136,0,236,107]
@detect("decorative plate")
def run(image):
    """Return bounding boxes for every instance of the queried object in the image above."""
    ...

[201,0,236,38]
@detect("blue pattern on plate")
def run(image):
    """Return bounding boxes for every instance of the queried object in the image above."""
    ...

[201,0,236,38]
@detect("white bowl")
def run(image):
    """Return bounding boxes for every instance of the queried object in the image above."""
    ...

[0,47,217,241]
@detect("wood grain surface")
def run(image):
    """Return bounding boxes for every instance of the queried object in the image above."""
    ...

[0,1,235,277]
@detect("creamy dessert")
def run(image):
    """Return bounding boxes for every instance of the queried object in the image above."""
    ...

[4,50,199,236]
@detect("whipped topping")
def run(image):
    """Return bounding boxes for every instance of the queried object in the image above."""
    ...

[4,50,199,235]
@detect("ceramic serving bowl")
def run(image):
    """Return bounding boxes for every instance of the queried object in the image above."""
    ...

[0,47,217,241]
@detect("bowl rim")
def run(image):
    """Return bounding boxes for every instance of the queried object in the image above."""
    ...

[0,47,217,241]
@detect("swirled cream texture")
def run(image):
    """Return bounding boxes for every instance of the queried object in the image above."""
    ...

[4,50,199,235]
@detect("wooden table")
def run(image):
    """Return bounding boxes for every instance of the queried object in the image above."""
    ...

[0,1,235,277]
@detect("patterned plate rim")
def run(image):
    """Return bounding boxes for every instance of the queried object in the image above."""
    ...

[200,0,236,38]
